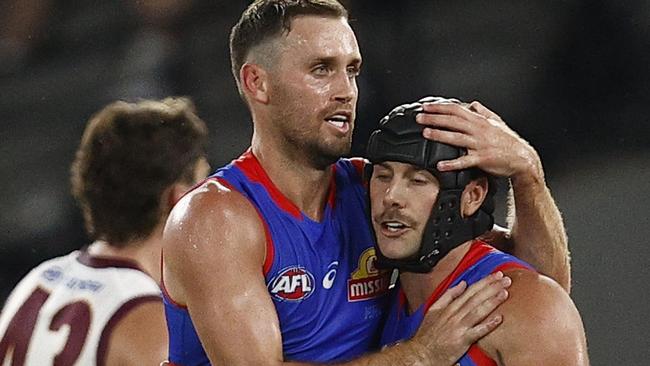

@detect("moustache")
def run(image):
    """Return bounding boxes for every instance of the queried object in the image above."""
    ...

[374,209,416,228]
[322,104,355,116]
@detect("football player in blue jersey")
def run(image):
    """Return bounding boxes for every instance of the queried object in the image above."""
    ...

[161,1,572,365]
[367,97,588,365]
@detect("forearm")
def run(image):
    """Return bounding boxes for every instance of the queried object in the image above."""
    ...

[281,339,450,366]
[290,274,510,366]
[506,163,571,292]
[331,339,452,366]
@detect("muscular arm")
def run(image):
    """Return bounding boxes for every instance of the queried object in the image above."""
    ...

[505,165,571,291]
[104,300,168,366]
[417,101,571,291]
[163,180,509,366]
[480,269,588,366]
[163,180,285,365]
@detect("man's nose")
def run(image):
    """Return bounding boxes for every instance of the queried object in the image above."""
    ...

[382,180,406,209]
[332,72,356,104]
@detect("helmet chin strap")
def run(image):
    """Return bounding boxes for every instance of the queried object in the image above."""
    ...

[373,189,493,273]
[366,96,495,274]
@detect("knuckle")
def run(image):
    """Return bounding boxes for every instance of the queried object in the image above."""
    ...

[462,303,478,316]
[429,128,443,139]
[448,313,464,326]
[449,103,461,112]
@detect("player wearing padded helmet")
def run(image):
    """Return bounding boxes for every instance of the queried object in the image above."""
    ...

[161,1,572,364]
[369,97,589,365]
[367,97,495,273]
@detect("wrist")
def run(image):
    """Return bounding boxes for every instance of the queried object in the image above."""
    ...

[403,338,452,366]
[511,148,544,188]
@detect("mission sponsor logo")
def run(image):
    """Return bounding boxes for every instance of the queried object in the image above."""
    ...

[347,248,389,302]
[268,266,315,302]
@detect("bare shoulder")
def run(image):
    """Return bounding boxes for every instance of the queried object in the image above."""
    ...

[504,269,571,314]
[166,178,263,234]
[104,299,167,366]
[164,178,265,254]
[162,179,267,301]
[161,179,284,363]
[482,269,589,365]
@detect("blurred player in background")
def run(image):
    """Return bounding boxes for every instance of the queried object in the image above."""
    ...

[0,97,209,365]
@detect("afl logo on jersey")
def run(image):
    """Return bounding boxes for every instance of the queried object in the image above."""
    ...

[268,266,315,302]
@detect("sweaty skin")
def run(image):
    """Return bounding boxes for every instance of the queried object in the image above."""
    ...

[163,15,510,366]
[371,162,588,365]
[478,269,588,365]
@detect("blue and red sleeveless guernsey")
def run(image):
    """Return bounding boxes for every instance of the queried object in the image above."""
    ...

[380,241,533,366]
[163,151,391,365]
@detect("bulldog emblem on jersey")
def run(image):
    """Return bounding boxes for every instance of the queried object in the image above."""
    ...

[347,248,390,302]
[268,266,315,302]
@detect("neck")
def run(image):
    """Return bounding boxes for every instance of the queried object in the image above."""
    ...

[251,129,334,221]
[399,240,474,313]
[87,229,163,285]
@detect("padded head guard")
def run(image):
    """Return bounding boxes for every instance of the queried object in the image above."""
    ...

[366,96,495,273]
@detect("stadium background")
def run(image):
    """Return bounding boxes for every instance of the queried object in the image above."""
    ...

[1,1,648,364]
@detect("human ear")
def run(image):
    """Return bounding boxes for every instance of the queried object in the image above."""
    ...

[461,177,488,217]
[241,63,269,104]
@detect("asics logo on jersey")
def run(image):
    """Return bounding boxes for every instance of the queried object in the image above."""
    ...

[268,266,315,301]
[322,261,339,289]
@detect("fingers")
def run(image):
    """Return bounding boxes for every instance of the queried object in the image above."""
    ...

[429,280,467,312]
[468,101,503,121]
[423,127,478,150]
[422,125,479,172]
[421,102,483,124]
[436,154,480,172]
[438,271,510,316]
[459,282,509,326]
[418,101,507,136]
[460,282,510,343]
[413,272,511,362]
[445,280,468,302]
[418,100,530,178]
[465,313,503,342]
[416,111,474,133]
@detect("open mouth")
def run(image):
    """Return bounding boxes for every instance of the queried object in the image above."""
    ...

[325,113,351,133]
[379,220,411,237]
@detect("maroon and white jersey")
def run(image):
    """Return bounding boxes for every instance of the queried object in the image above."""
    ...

[0,249,160,366]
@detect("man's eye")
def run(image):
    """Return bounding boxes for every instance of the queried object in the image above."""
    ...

[347,66,361,77]
[313,65,330,75]
[412,178,428,185]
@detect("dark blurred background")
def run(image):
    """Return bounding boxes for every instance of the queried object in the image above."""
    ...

[1,0,648,364]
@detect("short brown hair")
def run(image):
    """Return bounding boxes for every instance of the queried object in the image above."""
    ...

[229,0,348,92]
[70,97,208,247]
